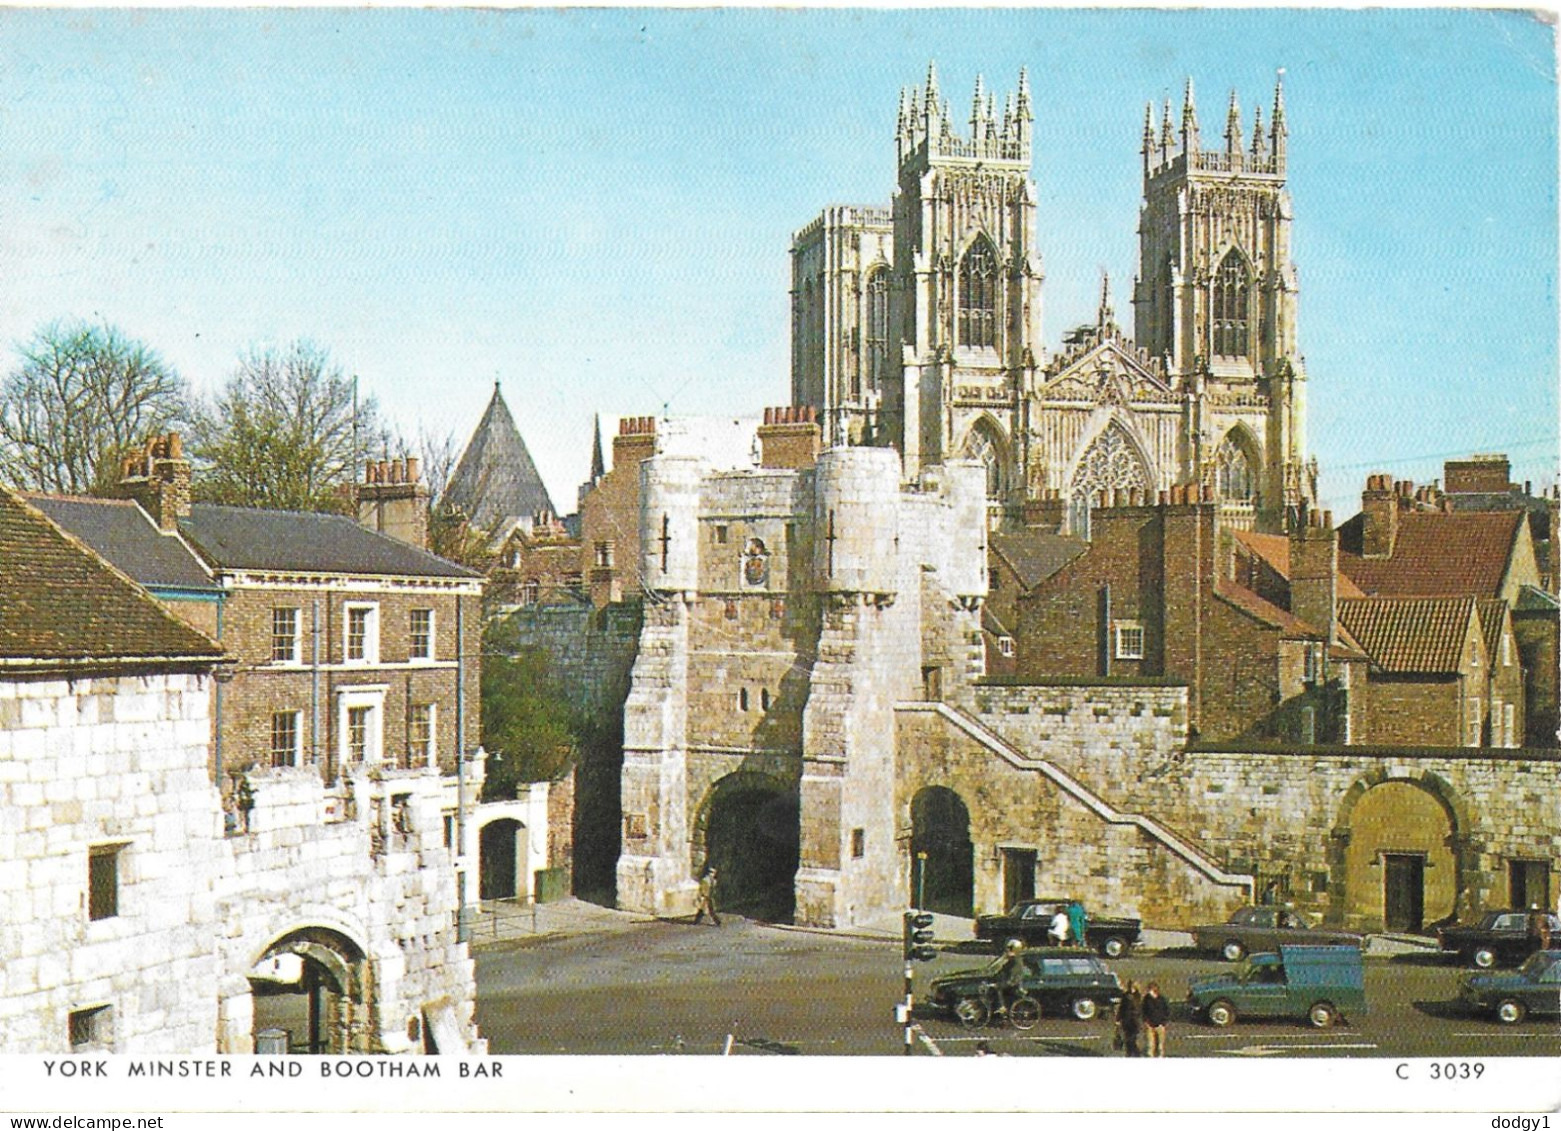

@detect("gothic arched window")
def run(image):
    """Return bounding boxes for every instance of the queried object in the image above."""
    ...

[1212,251,1250,357]
[1216,432,1257,502]
[1068,424,1150,539]
[865,268,890,394]
[958,238,998,349]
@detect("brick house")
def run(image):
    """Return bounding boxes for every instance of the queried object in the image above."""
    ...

[984,528,1086,675]
[31,435,484,799]
[1336,472,1546,745]
[1015,487,1365,743]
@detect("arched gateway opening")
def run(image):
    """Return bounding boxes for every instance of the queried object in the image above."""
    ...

[479,818,527,901]
[1338,778,1460,933]
[911,786,974,917]
[695,773,800,923]
[249,927,369,1054]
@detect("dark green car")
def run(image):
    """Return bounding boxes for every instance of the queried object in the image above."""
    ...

[927,948,1123,1024]
[1188,945,1366,1029]
[1458,949,1561,1024]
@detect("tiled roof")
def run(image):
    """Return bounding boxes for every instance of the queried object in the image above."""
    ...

[0,486,224,665]
[1337,510,1522,598]
[23,493,220,594]
[1214,579,1326,639]
[1336,596,1478,674]
[447,384,554,533]
[178,504,480,579]
[1230,529,1366,598]
[990,530,1088,590]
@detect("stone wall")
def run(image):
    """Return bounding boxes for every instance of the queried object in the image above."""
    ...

[0,670,220,1053]
[216,763,483,1054]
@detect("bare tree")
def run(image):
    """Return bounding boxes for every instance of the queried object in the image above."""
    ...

[0,321,187,493]
[190,340,379,512]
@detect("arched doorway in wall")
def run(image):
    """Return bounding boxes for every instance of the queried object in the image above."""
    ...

[693,772,800,923]
[910,786,974,917]
[479,818,529,902]
[248,927,369,1054]
[1338,779,1459,933]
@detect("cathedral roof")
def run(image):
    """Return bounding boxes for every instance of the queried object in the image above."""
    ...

[1336,596,1482,674]
[447,384,555,535]
[1337,510,1523,598]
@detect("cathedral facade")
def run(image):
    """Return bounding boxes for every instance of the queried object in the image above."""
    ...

[790,66,1316,535]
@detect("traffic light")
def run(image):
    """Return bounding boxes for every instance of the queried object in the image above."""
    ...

[903,910,936,962]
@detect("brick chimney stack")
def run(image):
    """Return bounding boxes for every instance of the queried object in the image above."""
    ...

[357,456,431,550]
[114,432,191,532]
[1289,504,1338,643]
[757,406,821,470]
[612,415,658,471]
[1359,473,1399,559]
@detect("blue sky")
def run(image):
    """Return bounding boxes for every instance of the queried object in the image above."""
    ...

[0,8,1554,517]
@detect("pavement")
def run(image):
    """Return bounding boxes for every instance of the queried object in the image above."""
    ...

[465,897,1441,957]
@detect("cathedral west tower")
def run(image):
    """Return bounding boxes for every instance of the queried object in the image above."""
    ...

[1131,74,1313,531]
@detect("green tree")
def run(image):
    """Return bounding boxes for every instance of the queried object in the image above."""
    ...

[480,649,577,800]
[0,321,187,493]
[190,340,380,512]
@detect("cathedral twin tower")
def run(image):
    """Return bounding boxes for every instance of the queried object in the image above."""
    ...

[790,64,1315,536]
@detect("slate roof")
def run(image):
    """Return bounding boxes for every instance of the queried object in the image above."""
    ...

[1337,510,1522,598]
[1230,530,1366,598]
[990,530,1089,590]
[178,504,480,579]
[447,384,554,533]
[23,493,220,594]
[0,486,224,666]
[1336,596,1478,674]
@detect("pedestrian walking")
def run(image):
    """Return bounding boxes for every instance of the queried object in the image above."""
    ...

[693,866,721,926]
[1115,980,1144,1057]
[1048,907,1071,947]
[1141,981,1169,1058]
[1067,900,1087,950]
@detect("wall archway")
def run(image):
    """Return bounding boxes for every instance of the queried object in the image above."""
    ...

[479,817,528,901]
[248,926,370,1054]
[910,786,974,917]
[1333,774,1464,933]
[692,772,800,923]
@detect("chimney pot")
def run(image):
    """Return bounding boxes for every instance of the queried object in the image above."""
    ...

[406,456,420,483]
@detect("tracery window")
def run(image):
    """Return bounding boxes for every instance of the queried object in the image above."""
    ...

[1212,251,1250,357]
[958,238,998,349]
[1216,432,1257,502]
[865,268,890,393]
[1068,424,1150,538]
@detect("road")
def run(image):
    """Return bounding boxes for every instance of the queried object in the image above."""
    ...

[471,916,1561,1057]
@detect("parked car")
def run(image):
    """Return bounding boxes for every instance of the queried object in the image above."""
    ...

[927,947,1124,1023]
[1438,909,1560,969]
[1458,949,1561,1023]
[1191,906,1363,962]
[1187,945,1366,1029]
[974,898,1142,957]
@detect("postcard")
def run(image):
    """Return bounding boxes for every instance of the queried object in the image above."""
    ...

[0,6,1555,1120]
